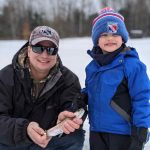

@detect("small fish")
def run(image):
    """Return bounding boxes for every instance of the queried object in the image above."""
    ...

[46,108,85,137]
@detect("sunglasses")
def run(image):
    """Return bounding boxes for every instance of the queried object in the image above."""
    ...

[31,45,58,55]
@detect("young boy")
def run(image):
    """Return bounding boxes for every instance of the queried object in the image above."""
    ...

[83,7,150,150]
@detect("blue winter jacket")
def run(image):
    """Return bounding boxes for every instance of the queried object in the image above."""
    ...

[84,48,150,135]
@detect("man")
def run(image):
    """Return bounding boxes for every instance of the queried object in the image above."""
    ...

[0,26,86,150]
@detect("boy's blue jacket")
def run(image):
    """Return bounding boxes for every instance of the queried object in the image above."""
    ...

[83,47,150,135]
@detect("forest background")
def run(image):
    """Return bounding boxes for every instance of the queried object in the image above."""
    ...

[0,0,150,40]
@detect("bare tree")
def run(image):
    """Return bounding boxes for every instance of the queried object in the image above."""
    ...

[5,0,26,38]
[1,0,150,39]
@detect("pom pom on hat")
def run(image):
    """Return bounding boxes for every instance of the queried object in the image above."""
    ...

[92,7,129,46]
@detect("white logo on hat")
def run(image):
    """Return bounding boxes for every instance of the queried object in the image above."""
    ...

[107,22,118,33]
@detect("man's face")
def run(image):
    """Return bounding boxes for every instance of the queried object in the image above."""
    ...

[28,40,58,79]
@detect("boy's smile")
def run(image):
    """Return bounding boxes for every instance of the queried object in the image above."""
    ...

[98,33,123,54]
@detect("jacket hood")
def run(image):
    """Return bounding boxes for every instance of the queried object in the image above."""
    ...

[12,41,29,70]
[122,47,139,59]
[11,41,64,101]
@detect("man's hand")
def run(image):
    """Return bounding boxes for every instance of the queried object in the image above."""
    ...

[57,111,83,134]
[27,122,51,148]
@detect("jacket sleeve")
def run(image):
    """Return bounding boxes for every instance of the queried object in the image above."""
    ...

[125,59,150,128]
[59,69,87,117]
[0,67,31,146]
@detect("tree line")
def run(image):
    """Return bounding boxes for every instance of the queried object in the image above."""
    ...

[0,0,150,39]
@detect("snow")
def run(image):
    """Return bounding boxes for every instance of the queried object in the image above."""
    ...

[0,37,150,149]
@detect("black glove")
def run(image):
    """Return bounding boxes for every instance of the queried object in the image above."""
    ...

[129,126,149,150]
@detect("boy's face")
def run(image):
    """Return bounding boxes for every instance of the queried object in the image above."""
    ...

[98,33,123,54]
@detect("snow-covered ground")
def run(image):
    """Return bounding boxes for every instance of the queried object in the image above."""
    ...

[0,37,150,149]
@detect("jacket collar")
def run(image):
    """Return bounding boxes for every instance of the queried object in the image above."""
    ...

[87,44,125,66]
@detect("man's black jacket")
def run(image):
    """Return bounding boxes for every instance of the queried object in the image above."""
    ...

[0,44,86,146]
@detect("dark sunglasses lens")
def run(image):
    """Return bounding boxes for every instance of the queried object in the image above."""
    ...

[31,46,58,55]
[47,47,58,55]
[32,46,43,54]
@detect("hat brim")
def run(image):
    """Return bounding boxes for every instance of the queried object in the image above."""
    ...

[31,37,58,47]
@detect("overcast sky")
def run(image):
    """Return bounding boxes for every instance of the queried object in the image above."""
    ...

[0,0,5,6]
